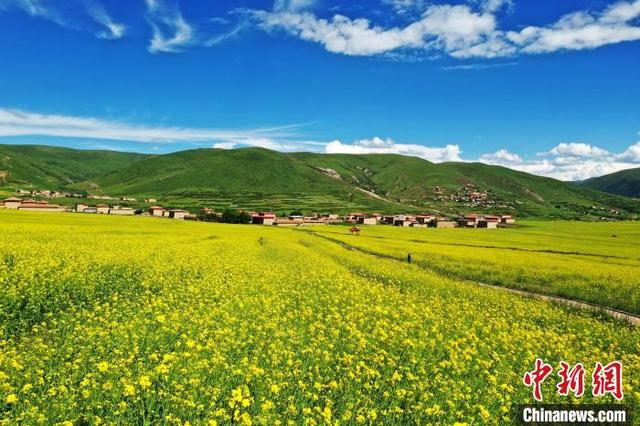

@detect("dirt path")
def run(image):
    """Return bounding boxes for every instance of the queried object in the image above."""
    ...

[303,230,640,326]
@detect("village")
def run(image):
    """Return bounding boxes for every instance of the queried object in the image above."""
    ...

[2,195,515,229]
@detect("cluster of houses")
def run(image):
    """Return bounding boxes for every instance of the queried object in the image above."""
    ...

[2,196,515,229]
[75,203,189,219]
[427,183,517,210]
[0,198,191,219]
[248,211,515,228]
[14,188,157,204]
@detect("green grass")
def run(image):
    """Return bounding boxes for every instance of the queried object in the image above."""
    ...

[579,167,640,198]
[0,144,147,188]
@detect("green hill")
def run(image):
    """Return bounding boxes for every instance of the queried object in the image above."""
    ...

[579,167,640,198]
[0,144,148,188]
[1,144,639,218]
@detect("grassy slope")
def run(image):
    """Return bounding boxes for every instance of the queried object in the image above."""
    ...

[579,167,640,198]
[83,147,403,213]
[0,144,148,188]
[295,152,640,217]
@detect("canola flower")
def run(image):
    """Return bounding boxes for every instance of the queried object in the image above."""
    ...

[0,211,637,424]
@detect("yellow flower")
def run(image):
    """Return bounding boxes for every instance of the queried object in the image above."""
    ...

[123,384,136,396]
[139,376,152,389]
[97,361,109,373]
[5,394,18,404]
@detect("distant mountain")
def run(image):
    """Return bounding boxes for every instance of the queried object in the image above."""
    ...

[0,144,148,188]
[579,167,640,198]
[1,144,639,218]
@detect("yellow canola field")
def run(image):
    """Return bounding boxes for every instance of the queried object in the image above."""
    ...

[0,211,637,425]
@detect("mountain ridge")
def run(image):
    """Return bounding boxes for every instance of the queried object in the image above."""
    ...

[578,167,640,198]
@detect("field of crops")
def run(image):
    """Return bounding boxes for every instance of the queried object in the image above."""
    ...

[303,221,640,315]
[0,211,638,424]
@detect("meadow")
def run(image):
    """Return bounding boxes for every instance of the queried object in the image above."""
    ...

[0,211,638,425]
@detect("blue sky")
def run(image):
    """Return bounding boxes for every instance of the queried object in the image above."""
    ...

[0,0,639,180]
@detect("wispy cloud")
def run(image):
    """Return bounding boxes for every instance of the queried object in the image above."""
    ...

[145,0,195,53]
[84,0,126,39]
[0,108,310,152]
[0,0,126,39]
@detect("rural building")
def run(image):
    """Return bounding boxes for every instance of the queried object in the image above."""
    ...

[393,215,414,227]
[458,215,478,228]
[381,215,395,225]
[18,200,66,212]
[83,207,97,214]
[477,217,499,229]
[252,212,275,225]
[145,198,157,203]
[149,206,164,217]
[415,215,434,225]
[3,197,22,209]
[168,209,188,220]
[75,203,88,213]
[109,206,135,216]
[96,204,110,214]
[501,215,515,224]
[434,219,456,228]
[347,212,367,223]
[356,215,377,225]
[289,215,304,222]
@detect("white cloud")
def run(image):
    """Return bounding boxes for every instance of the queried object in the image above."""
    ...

[213,142,237,150]
[325,137,462,162]
[478,141,640,180]
[0,0,125,39]
[479,148,523,163]
[505,0,640,55]
[618,141,640,161]
[543,142,611,157]
[0,0,67,26]
[145,0,195,53]
[0,108,303,149]
[86,0,126,39]
[251,0,640,59]
[254,5,495,56]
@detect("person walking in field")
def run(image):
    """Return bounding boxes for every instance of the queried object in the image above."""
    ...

[407,253,412,264]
